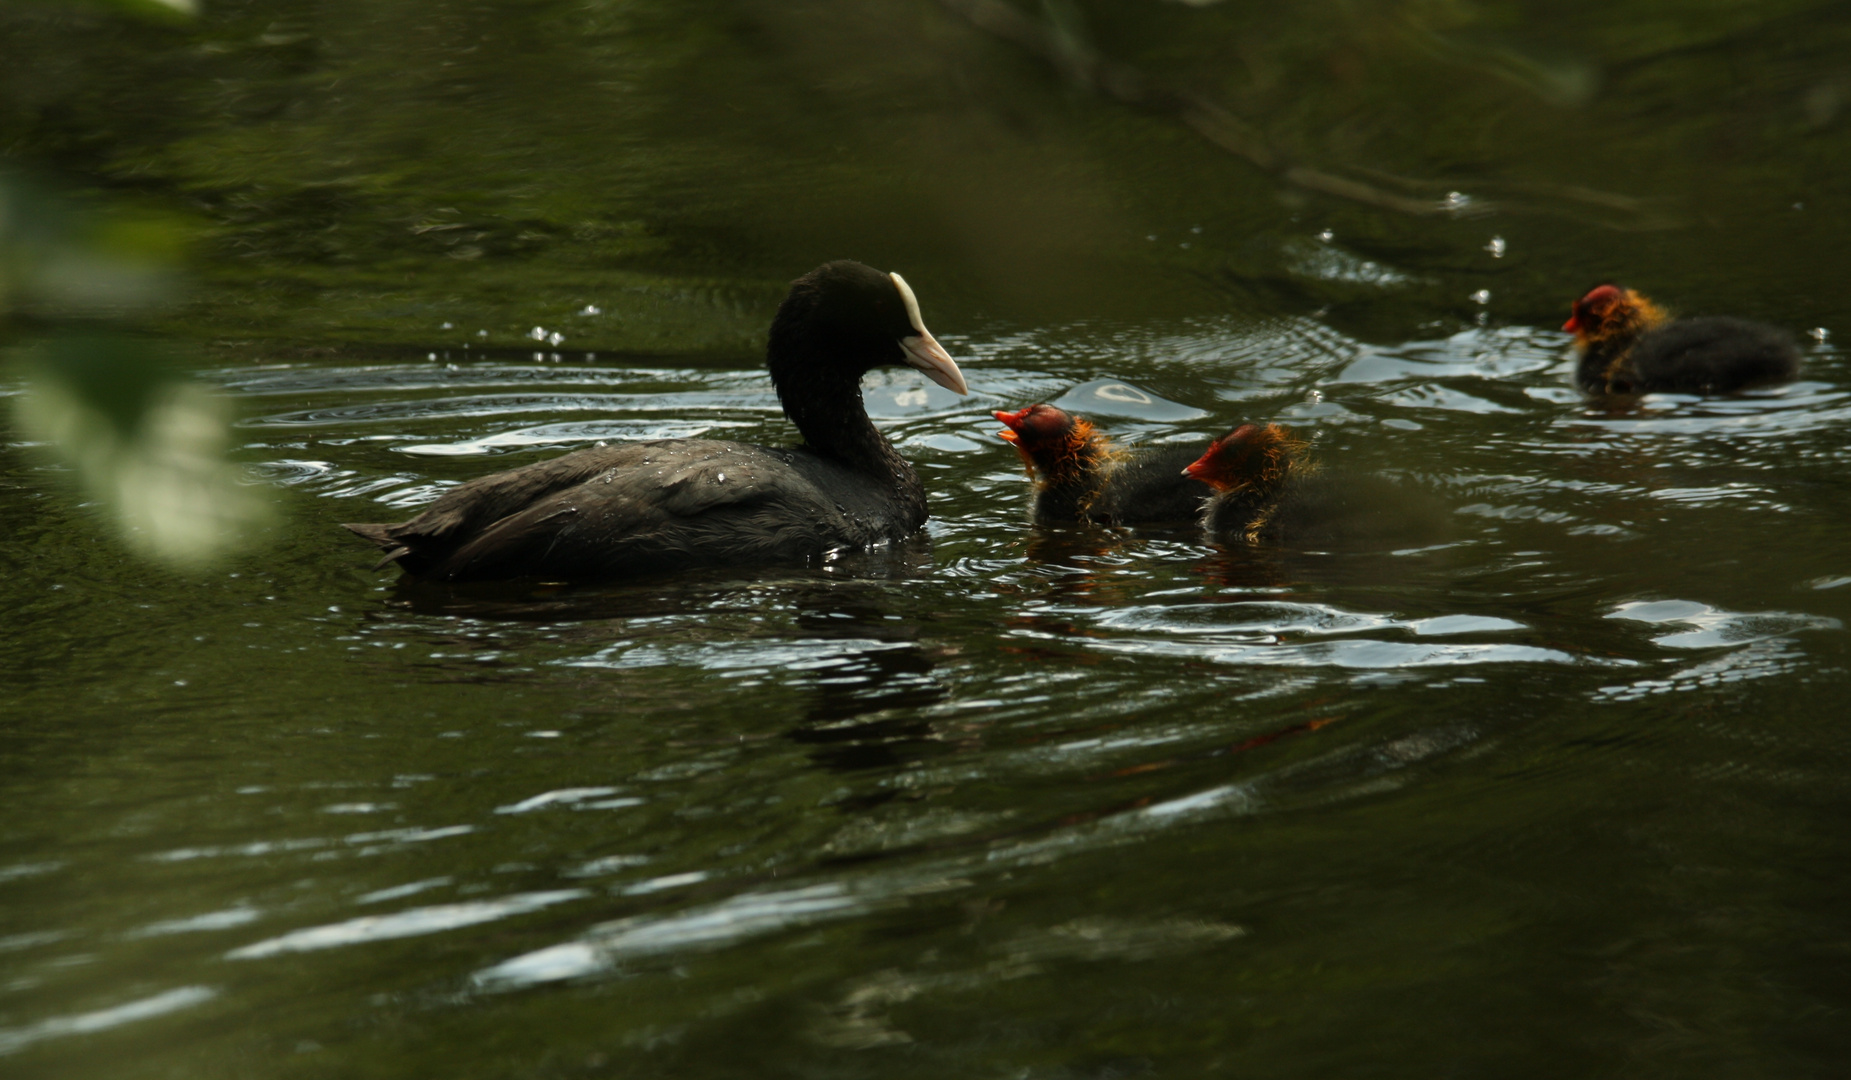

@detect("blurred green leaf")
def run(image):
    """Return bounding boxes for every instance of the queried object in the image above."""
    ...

[15,0,199,24]
[13,333,271,569]
[4,169,264,570]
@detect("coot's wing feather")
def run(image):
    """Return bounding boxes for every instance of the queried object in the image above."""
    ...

[394,442,853,581]
[344,441,670,550]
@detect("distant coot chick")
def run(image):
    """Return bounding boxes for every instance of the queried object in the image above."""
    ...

[343,261,969,581]
[994,403,1208,526]
[1563,284,1800,395]
[1184,423,1448,547]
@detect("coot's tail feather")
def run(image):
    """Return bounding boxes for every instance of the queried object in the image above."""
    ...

[342,522,414,569]
[342,521,396,548]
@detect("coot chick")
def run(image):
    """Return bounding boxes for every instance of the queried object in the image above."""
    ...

[343,261,969,581]
[1564,284,1800,395]
[1184,423,1448,547]
[994,403,1207,525]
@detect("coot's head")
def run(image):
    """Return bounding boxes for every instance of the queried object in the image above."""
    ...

[994,403,1103,479]
[768,261,968,402]
[1562,284,1665,343]
[1183,423,1305,492]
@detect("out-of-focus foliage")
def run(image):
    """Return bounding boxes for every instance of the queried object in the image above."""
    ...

[12,335,265,568]
[3,172,270,569]
[21,0,198,22]
[0,173,184,320]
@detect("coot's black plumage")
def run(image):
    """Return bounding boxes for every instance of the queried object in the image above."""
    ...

[343,261,969,581]
[994,403,1207,526]
[1564,284,1800,395]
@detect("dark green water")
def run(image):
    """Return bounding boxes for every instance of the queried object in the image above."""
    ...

[5,1,1851,1076]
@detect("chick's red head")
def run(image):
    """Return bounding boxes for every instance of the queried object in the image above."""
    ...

[994,403,1075,448]
[1562,284,1626,336]
[995,403,1097,478]
[1183,423,1300,492]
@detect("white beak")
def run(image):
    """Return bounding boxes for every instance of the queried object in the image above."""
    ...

[891,272,969,396]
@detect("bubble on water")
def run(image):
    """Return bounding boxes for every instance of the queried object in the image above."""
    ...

[1485,236,1506,258]
[441,321,453,330]
[1442,191,1474,212]
[1316,228,1334,242]
[476,329,487,338]
[1471,289,1492,305]
[580,305,601,316]
[548,331,565,346]
[529,326,547,341]
[1811,327,1830,344]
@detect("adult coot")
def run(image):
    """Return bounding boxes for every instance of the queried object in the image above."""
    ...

[994,403,1208,525]
[344,261,969,581]
[1563,284,1800,395]
[1184,423,1448,547]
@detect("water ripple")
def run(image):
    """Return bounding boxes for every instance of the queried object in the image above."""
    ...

[0,987,218,1057]
[227,890,587,959]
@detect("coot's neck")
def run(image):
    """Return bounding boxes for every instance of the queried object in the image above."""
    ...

[774,359,926,523]
[780,376,901,468]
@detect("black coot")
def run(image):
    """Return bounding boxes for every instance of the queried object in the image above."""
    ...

[1564,284,1800,395]
[994,403,1208,526]
[344,261,969,581]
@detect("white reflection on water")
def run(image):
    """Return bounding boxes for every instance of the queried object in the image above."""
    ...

[357,877,453,905]
[1334,327,1562,385]
[1557,383,1851,437]
[1029,600,1576,671]
[1607,599,1840,649]
[0,986,217,1056]
[398,418,755,456]
[1051,378,1207,422]
[561,636,914,675]
[1593,599,1839,701]
[213,363,690,396]
[0,861,63,884]
[126,906,260,939]
[474,883,868,989]
[1595,639,1809,702]
[227,890,588,959]
[494,787,636,814]
[1086,634,1578,669]
[149,824,474,863]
